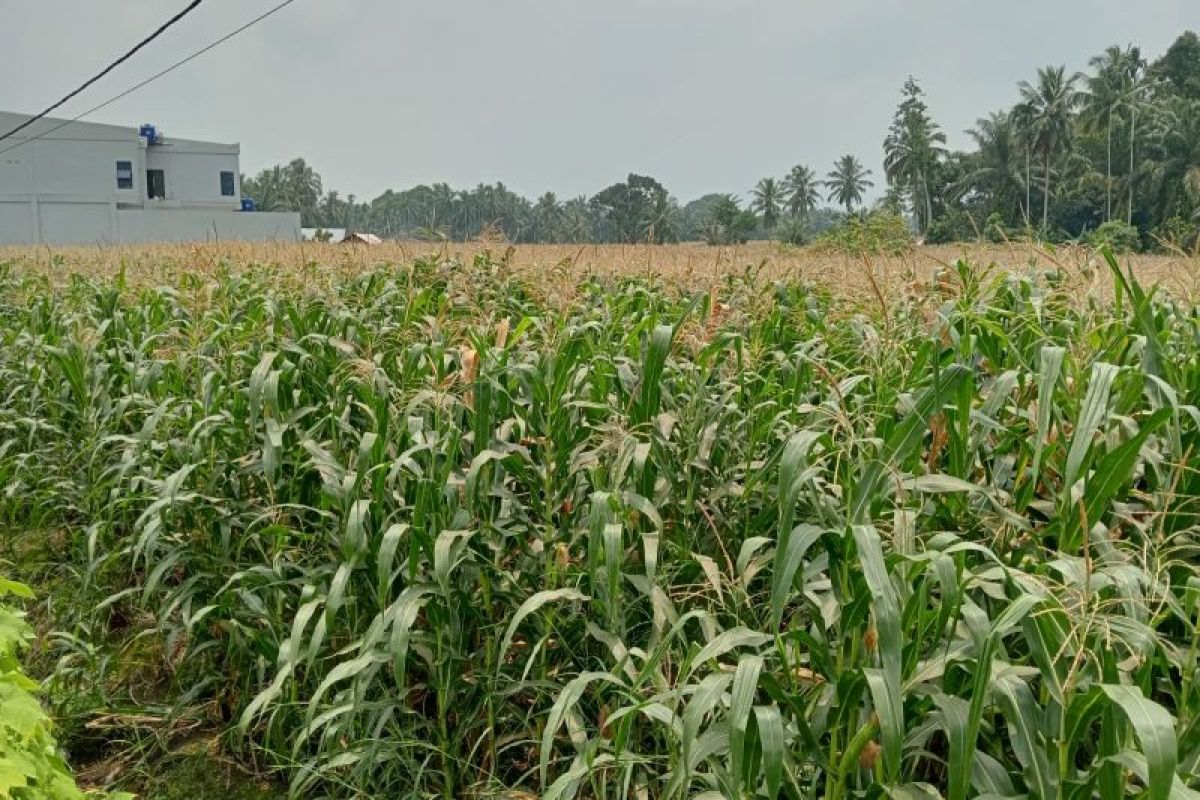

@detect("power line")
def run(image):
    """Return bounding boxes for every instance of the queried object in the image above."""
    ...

[0,0,298,158]
[0,0,204,143]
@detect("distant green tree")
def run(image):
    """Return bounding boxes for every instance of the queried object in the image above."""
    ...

[782,164,821,221]
[1018,66,1081,227]
[589,174,670,243]
[639,186,682,244]
[283,158,323,225]
[1149,31,1200,100]
[1081,46,1138,221]
[956,111,1027,226]
[680,194,727,241]
[531,192,565,242]
[1145,97,1200,226]
[703,194,757,245]
[561,196,595,242]
[241,165,290,213]
[824,155,874,214]
[750,177,783,230]
[883,77,947,233]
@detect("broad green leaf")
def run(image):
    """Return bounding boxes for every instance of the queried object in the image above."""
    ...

[853,524,903,783]
[1031,345,1065,492]
[1064,361,1119,490]
[688,627,771,676]
[995,675,1056,800]
[498,588,588,673]
[770,524,823,630]
[729,654,763,794]
[755,703,786,800]
[1101,684,1178,800]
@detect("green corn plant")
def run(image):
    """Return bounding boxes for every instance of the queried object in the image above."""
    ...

[0,251,1198,799]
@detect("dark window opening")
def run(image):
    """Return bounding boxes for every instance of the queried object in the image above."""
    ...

[220,171,235,197]
[147,169,166,200]
[116,160,133,190]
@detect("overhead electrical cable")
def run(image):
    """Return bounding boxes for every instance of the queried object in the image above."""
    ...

[0,0,299,157]
[0,0,205,143]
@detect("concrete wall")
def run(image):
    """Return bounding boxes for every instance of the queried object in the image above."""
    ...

[115,209,300,243]
[1,112,142,204]
[0,111,293,245]
[145,144,241,210]
[0,201,299,245]
[0,200,35,243]
[41,201,114,243]
[0,111,243,210]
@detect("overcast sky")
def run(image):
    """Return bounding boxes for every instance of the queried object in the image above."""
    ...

[3,1,1195,202]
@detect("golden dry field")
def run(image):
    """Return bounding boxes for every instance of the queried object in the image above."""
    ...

[2,240,1197,300]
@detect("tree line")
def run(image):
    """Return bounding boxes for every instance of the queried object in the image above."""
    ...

[243,30,1200,249]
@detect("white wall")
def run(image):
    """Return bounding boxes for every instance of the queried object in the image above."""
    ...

[0,111,290,245]
[0,200,35,243]
[146,147,241,209]
[40,201,113,244]
[0,112,138,202]
[115,209,300,242]
[0,151,33,197]
[0,112,242,210]
[0,204,299,245]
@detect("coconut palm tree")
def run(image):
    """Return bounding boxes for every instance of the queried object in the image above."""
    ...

[561,196,594,242]
[782,165,820,220]
[1145,97,1200,225]
[1082,47,1130,221]
[956,111,1026,225]
[531,192,565,242]
[640,186,682,243]
[1018,66,1081,228]
[1080,45,1148,223]
[1122,49,1150,224]
[750,177,783,230]
[283,158,323,224]
[825,155,874,214]
[1010,102,1036,224]
[242,165,290,212]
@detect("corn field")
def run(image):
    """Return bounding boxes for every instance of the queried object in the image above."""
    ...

[2,250,1200,799]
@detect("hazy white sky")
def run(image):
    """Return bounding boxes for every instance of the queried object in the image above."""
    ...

[3,1,1195,202]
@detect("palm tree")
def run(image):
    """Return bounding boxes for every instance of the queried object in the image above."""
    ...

[1017,66,1081,228]
[1082,45,1145,222]
[1122,49,1150,225]
[1082,47,1127,221]
[1011,101,1036,224]
[825,155,874,214]
[640,186,681,243]
[429,182,457,232]
[561,196,594,243]
[750,177,783,229]
[782,165,820,220]
[1145,97,1200,225]
[283,158,323,224]
[882,77,947,233]
[956,111,1026,225]
[531,192,564,242]
[242,165,290,212]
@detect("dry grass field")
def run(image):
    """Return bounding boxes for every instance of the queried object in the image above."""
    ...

[2,240,1197,300]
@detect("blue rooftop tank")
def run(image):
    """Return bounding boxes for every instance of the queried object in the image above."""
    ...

[139,124,158,144]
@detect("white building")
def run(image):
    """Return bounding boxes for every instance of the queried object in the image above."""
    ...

[0,111,300,245]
